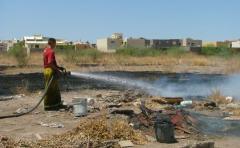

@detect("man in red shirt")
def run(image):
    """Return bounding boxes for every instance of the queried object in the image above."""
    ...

[43,38,64,111]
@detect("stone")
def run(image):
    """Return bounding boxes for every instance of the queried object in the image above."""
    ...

[118,140,134,147]
[145,135,156,142]
[181,141,214,148]
[226,103,240,109]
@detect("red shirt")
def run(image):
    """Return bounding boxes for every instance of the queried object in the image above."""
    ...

[43,47,57,68]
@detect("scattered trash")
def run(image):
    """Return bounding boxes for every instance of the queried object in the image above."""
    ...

[14,107,28,114]
[180,100,193,107]
[0,94,25,101]
[110,108,135,116]
[87,97,95,106]
[145,135,156,142]
[118,140,134,147]
[40,122,64,128]
[226,103,240,109]
[154,113,176,143]
[34,133,42,140]
[152,97,183,105]
[107,103,122,108]
[72,97,87,117]
[225,96,233,103]
[204,101,217,108]
[182,141,214,148]
[223,116,240,121]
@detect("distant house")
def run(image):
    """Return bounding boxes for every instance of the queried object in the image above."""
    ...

[74,41,91,50]
[23,35,68,55]
[0,42,8,52]
[203,40,232,48]
[231,40,240,48]
[182,38,202,47]
[96,33,123,52]
[124,38,150,49]
[97,38,122,52]
[150,39,182,49]
[0,40,17,52]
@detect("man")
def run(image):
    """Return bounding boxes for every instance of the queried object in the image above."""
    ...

[43,38,64,111]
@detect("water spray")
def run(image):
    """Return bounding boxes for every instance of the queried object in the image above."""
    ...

[70,71,161,95]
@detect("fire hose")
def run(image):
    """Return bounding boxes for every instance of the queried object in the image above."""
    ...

[0,69,71,119]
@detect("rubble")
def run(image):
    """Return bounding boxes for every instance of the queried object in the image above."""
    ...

[182,141,214,148]
[118,140,134,147]
[21,116,147,147]
[39,122,64,128]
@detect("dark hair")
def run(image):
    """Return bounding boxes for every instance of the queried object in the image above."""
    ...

[48,38,56,45]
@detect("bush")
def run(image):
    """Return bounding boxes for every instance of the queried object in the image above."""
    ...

[116,48,163,57]
[201,47,232,57]
[165,47,187,57]
[59,48,101,63]
[8,42,28,66]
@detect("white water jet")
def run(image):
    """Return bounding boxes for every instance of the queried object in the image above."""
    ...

[71,72,161,95]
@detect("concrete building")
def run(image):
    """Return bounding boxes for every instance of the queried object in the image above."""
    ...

[96,33,123,52]
[97,38,122,52]
[124,38,150,48]
[231,40,240,48]
[182,38,202,47]
[0,40,17,52]
[74,41,91,50]
[0,42,8,52]
[150,39,182,49]
[23,35,68,54]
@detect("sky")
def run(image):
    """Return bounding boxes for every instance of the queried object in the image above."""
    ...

[1,0,240,42]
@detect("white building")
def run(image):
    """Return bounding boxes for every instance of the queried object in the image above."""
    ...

[96,33,123,52]
[23,35,68,54]
[231,40,240,48]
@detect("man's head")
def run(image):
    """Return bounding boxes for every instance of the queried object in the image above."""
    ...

[48,38,56,49]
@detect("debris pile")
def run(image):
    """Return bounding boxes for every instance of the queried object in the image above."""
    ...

[19,116,147,147]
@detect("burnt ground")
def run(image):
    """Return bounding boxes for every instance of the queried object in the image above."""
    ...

[0,72,240,147]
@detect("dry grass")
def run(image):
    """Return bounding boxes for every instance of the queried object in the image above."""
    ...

[209,89,227,105]
[16,116,146,147]
[2,51,240,74]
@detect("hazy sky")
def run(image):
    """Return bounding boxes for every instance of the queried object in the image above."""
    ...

[1,0,240,42]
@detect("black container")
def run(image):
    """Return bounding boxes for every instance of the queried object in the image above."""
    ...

[154,114,176,143]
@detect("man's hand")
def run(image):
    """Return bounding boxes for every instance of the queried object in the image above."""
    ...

[58,67,65,72]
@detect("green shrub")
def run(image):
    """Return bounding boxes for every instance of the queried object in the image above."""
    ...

[59,48,101,63]
[8,42,28,66]
[165,47,187,57]
[201,47,232,57]
[116,48,163,57]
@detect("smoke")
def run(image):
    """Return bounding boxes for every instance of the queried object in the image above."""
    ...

[71,72,240,99]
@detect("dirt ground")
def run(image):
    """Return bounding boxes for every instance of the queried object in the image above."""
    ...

[1,89,240,148]
[1,65,240,147]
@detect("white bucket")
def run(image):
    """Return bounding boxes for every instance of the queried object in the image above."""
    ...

[72,97,87,117]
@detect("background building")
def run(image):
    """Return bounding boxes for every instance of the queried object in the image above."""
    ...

[96,33,123,52]
[0,39,18,52]
[124,38,150,49]
[231,40,240,48]
[150,39,182,49]
[182,38,202,47]
[23,35,68,54]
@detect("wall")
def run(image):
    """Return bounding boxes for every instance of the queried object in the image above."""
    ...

[150,39,182,49]
[125,38,146,48]
[182,38,202,47]
[231,41,240,48]
[0,43,8,52]
[97,38,122,52]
